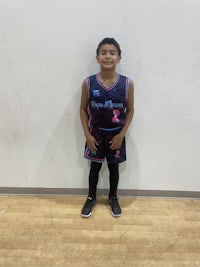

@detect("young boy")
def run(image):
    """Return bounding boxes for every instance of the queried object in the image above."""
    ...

[80,38,134,217]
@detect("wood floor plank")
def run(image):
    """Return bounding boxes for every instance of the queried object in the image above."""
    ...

[0,196,200,266]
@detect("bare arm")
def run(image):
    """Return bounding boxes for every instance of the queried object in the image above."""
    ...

[120,79,134,137]
[80,80,99,152]
[109,79,134,150]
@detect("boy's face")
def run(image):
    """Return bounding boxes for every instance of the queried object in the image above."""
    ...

[96,44,121,70]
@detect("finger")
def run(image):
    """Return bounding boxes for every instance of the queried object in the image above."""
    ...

[109,143,115,150]
[93,142,99,151]
[88,142,96,152]
[90,146,97,152]
[90,144,97,152]
[94,140,99,146]
[93,145,98,151]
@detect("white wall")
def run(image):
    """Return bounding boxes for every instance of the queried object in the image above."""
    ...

[0,0,200,191]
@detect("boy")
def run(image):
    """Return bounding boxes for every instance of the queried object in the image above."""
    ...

[80,38,134,217]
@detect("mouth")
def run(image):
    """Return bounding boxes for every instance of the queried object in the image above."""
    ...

[104,61,112,64]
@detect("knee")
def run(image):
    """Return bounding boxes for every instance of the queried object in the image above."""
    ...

[108,163,119,172]
[91,161,102,173]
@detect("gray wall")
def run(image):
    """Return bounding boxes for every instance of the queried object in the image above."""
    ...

[0,0,200,192]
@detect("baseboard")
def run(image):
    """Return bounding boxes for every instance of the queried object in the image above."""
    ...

[0,187,199,199]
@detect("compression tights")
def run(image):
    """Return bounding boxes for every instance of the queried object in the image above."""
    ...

[88,161,119,199]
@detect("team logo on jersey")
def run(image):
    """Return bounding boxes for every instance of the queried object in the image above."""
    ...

[92,90,100,97]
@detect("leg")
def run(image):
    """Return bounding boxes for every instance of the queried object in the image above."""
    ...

[108,162,121,217]
[108,162,119,198]
[81,161,102,218]
[88,161,102,198]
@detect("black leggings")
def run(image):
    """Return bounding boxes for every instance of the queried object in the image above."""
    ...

[88,161,119,198]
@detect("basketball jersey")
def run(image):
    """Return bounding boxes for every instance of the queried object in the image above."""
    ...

[86,74,130,129]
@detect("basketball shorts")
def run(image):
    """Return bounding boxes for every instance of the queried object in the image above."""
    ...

[84,127,126,164]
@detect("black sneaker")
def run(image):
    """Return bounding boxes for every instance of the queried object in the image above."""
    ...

[81,197,96,218]
[108,196,121,217]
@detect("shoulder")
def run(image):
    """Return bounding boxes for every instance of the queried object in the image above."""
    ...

[119,74,133,82]
[82,74,97,91]
[118,74,134,90]
[84,74,97,81]
[118,74,133,85]
[83,74,97,86]
[85,74,99,89]
[120,75,133,87]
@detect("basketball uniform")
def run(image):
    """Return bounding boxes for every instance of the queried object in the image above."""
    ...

[84,73,130,164]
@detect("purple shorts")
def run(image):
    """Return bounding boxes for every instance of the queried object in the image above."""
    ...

[84,127,126,164]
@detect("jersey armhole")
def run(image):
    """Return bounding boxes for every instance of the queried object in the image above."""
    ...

[85,77,90,98]
[125,77,131,101]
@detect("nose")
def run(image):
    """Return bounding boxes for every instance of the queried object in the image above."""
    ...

[106,52,110,58]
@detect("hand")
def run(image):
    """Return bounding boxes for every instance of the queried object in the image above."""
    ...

[109,134,123,150]
[86,134,99,153]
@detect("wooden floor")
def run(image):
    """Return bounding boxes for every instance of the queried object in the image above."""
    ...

[0,196,200,267]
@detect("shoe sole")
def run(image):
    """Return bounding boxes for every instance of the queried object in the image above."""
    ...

[81,212,92,218]
[111,211,121,217]
[81,201,96,218]
[108,199,121,217]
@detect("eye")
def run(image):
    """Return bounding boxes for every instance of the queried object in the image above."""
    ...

[110,51,117,55]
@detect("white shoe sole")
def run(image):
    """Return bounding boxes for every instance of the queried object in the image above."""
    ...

[81,212,92,218]
[111,211,121,217]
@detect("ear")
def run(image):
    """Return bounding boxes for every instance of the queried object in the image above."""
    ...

[96,55,100,63]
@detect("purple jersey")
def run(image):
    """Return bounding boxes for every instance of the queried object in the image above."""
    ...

[86,74,130,129]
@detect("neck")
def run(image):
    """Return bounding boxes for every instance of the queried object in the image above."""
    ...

[99,70,116,80]
[98,71,118,87]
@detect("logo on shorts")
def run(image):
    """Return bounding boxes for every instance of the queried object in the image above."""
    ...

[114,150,120,158]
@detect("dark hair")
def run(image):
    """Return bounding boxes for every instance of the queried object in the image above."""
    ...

[96,38,121,56]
